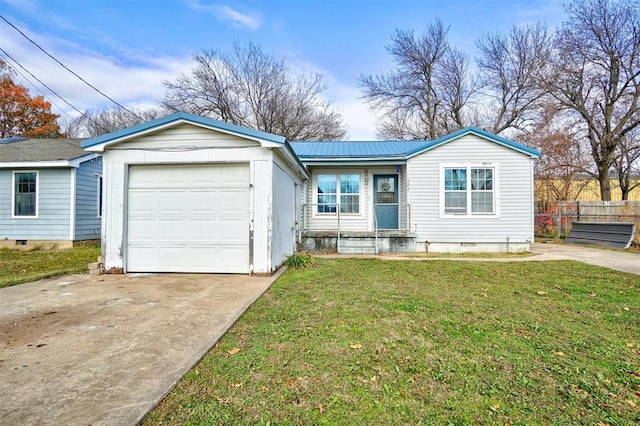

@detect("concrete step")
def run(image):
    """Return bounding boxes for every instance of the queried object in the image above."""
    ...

[338,238,376,247]
[338,245,377,255]
[338,238,377,254]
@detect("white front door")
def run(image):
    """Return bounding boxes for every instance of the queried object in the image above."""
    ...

[126,163,250,273]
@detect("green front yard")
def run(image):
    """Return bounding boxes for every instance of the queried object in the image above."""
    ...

[0,244,100,289]
[144,258,640,425]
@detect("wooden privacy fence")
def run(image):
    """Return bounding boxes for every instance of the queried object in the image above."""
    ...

[534,201,640,246]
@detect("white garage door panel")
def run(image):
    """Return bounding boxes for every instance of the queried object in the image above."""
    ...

[157,191,188,213]
[128,190,160,212]
[127,164,250,273]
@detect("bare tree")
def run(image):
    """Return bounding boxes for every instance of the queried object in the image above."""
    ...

[613,129,640,200]
[476,24,553,134]
[520,104,591,202]
[162,43,346,141]
[63,106,163,138]
[548,0,640,200]
[359,20,478,140]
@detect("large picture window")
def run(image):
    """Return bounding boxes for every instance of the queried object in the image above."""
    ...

[317,173,360,214]
[13,171,38,217]
[443,166,494,215]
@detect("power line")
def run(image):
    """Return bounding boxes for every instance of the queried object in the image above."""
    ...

[0,47,84,117]
[1,48,104,127]
[0,13,143,121]
[0,49,113,141]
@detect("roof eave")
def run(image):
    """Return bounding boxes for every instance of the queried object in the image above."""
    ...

[275,141,310,180]
[405,127,541,158]
[82,112,286,151]
[300,157,407,167]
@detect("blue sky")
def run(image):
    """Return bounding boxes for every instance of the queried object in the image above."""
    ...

[0,0,566,139]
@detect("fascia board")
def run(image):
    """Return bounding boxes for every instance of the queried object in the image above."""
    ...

[406,127,541,159]
[300,159,407,167]
[0,160,73,168]
[82,112,285,151]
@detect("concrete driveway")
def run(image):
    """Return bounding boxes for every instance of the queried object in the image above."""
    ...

[530,243,640,275]
[0,271,281,426]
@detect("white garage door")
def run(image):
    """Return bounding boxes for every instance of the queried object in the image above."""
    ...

[127,163,250,273]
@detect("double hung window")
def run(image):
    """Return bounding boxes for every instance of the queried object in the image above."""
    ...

[317,173,360,214]
[13,171,38,217]
[443,166,495,215]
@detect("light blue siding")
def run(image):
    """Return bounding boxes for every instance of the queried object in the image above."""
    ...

[0,168,71,240]
[74,157,102,240]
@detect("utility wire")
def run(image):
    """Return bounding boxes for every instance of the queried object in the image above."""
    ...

[0,51,75,119]
[0,48,107,130]
[0,13,143,121]
[0,49,113,142]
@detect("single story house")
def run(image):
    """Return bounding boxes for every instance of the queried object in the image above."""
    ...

[290,127,541,254]
[82,112,308,274]
[82,112,540,275]
[0,137,102,248]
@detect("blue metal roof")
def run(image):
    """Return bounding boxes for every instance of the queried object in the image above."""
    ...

[82,112,286,148]
[291,127,540,160]
[290,140,426,159]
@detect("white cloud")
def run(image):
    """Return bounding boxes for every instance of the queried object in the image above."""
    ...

[284,53,377,140]
[328,86,378,141]
[186,1,261,30]
[0,24,192,120]
[1,18,374,140]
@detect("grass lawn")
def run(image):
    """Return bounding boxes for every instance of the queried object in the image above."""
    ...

[0,244,101,289]
[144,259,640,425]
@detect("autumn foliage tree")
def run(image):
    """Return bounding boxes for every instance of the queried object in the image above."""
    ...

[0,61,61,138]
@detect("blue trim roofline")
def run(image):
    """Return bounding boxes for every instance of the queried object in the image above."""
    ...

[406,127,541,158]
[81,112,286,149]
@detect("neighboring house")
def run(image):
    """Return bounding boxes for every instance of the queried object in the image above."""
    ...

[0,137,102,248]
[290,127,541,254]
[82,112,308,274]
[83,113,540,275]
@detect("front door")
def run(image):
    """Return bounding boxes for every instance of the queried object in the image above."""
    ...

[373,175,398,229]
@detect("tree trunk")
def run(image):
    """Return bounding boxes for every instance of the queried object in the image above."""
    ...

[619,175,630,201]
[598,166,612,201]
[621,188,629,201]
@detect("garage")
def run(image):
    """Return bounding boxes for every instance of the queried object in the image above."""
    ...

[126,163,250,273]
[82,112,308,274]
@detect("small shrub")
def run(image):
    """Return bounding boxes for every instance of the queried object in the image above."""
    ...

[284,252,315,269]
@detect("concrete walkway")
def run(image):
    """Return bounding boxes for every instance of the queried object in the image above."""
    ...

[0,271,281,426]
[321,243,640,276]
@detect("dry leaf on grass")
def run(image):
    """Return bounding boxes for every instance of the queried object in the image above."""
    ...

[626,399,637,408]
[350,343,362,349]
[537,291,547,295]
[554,351,565,357]
[227,347,240,355]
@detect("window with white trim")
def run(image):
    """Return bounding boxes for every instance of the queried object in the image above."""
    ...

[443,166,494,215]
[13,171,38,217]
[317,173,360,214]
